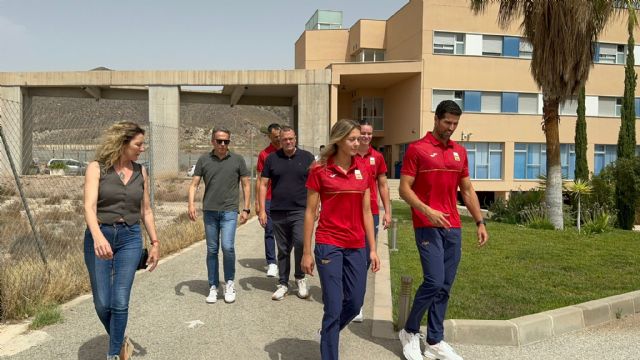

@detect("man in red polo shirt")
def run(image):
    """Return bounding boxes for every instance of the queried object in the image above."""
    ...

[352,119,391,322]
[398,100,488,360]
[255,123,281,278]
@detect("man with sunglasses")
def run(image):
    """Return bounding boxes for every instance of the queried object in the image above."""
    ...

[188,128,251,304]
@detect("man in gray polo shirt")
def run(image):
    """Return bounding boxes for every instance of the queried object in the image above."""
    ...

[188,127,250,304]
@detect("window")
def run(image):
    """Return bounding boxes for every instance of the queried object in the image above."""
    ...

[463,142,503,179]
[560,144,576,180]
[481,92,501,113]
[433,32,465,55]
[514,143,576,179]
[560,97,578,115]
[519,39,533,59]
[598,43,625,64]
[432,90,464,110]
[518,93,538,114]
[514,143,546,179]
[501,92,518,113]
[482,35,502,56]
[353,49,385,62]
[598,97,622,117]
[352,97,384,130]
[594,145,617,175]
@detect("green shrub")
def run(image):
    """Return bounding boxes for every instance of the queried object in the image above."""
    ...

[520,204,555,230]
[614,158,640,230]
[488,190,545,224]
[582,203,616,235]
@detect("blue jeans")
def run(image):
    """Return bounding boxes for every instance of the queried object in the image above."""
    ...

[404,227,462,344]
[204,210,238,288]
[315,244,367,360]
[264,200,276,265]
[84,223,142,357]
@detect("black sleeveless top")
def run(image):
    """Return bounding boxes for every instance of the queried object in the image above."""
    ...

[96,162,144,225]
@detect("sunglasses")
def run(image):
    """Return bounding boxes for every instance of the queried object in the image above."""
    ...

[215,139,231,145]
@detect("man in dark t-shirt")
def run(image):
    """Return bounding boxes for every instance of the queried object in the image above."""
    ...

[188,128,250,305]
[258,126,315,301]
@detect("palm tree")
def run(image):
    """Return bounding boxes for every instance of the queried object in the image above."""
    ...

[470,0,620,229]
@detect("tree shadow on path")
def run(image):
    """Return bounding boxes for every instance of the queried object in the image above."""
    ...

[78,335,149,359]
[174,279,209,296]
[264,338,320,360]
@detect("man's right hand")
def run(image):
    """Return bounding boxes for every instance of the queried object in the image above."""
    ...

[422,205,451,229]
[258,210,268,228]
[188,204,198,221]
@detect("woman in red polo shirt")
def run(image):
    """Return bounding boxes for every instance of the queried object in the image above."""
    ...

[302,119,380,360]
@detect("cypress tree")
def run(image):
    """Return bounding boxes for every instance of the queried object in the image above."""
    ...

[575,86,589,181]
[617,15,637,160]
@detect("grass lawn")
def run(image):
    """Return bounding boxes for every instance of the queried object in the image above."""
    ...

[389,200,640,324]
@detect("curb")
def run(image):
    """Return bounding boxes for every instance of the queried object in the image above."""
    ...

[442,291,640,346]
[369,216,640,345]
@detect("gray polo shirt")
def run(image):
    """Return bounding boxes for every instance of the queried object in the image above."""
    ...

[194,151,249,212]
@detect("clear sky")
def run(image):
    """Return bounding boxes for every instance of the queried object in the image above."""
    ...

[0,0,407,72]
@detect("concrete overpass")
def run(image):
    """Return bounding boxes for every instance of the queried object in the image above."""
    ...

[0,69,331,176]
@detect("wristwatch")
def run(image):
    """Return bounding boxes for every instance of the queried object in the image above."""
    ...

[476,219,486,227]
[242,208,251,214]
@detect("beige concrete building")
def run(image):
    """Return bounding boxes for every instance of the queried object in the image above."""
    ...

[296,0,640,201]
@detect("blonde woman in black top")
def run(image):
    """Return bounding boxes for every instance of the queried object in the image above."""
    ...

[83,121,160,360]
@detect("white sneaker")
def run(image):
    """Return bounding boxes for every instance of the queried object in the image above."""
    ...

[205,286,217,303]
[423,340,463,360]
[398,329,422,360]
[296,278,309,299]
[272,284,288,300]
[224,280,236,303]
[266,263,278,277]
[352,308,364,323]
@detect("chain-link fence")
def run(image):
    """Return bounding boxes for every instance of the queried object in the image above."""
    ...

[0,94,294,322]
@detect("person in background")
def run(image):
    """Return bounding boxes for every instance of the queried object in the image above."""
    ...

[259,126,315,300]
[83,121,160,360]
[301,119,380,360]
[315,145,326,161]
[188,127,250,304]
[352,119,391,322]
[256,123,281,278]
[398,100,488,360]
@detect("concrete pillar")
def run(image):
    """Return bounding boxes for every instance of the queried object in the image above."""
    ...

[297,84,330,151]
[148,86,180,177]
[0,86,32,176]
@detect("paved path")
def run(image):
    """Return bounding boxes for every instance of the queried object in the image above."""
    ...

[3,217,640,359]
[3,218,401,360]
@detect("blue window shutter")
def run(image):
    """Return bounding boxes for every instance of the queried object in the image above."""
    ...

[502,92,519,113]
[593,43,600,62]
[503,37,520,57]
[464,91,481,112]
[635,98,640,117]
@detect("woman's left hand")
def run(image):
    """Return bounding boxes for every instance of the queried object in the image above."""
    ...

[369,251,380,273]
[147,244,160,272]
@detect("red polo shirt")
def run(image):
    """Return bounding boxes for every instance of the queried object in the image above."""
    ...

[400,132,469,229]
[355,146,387,215]
[306,157,371,248]
[257,144,277,200]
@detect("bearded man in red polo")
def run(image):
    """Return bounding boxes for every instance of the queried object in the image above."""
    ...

[398,100,488,360]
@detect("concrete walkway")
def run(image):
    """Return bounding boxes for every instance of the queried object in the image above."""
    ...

[3,217,640,359]
[2,218,401,360]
